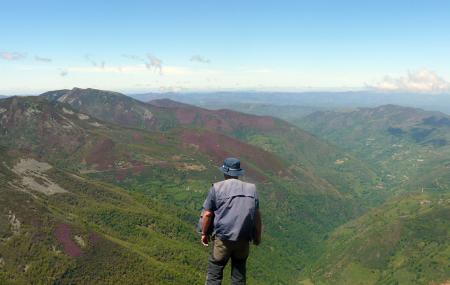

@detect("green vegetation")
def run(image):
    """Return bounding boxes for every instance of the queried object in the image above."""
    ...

[198,102,322,121]
[306,192,449,285]
[296,105,450,192]
[0,93,369,284]
[1,91,448,284]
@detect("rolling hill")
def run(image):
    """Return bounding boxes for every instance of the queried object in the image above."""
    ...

[42,88,382,205]
[297,105,450,192]
[179,102,323,122]
[0,92,378,284]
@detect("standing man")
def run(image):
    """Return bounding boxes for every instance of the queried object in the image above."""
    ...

[201,157,262,285]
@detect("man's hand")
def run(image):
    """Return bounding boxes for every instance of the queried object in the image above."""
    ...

[201,210,214,247]
[201,234,209,246]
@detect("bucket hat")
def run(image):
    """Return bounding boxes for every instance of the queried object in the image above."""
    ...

[219,157,245,176]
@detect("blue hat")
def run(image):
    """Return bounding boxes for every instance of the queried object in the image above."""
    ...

[219,157,245,176]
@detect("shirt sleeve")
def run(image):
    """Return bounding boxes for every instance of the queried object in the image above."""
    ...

[203,186,216,211]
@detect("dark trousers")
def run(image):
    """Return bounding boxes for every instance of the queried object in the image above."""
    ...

[206,238,250,285]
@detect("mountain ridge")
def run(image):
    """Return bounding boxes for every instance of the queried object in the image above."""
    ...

[39,88,381,205]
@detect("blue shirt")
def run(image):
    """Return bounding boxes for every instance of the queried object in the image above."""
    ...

[203,179,259,241]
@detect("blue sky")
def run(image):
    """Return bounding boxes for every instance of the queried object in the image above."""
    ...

[1,0,450,94]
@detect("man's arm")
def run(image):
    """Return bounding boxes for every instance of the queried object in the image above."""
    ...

[201,210,214,246]
[254,209,262,245]
[201,186,216,246]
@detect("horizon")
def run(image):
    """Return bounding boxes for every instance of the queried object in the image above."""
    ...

[4,86,450,116]
[0,86,372,96]
[1,1,450,94]
[3,86,450,96]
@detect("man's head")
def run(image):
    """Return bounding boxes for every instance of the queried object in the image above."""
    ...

[219,157,245,178]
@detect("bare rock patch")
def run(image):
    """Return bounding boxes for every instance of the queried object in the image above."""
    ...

[62,107,74,115]
[8,211,21,235]
[78,114,90,120]
[11,158,68,195]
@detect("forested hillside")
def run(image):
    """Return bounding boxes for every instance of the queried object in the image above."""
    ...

[297,105,450,192]
[295,105,450,284]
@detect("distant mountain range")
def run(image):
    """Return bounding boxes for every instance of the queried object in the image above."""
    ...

[0,88,448,285]
[130,91,450,115]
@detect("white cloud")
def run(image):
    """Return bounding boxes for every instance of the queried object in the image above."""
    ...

[122,54,144,61]
[84,54,105,69]
[59,69,68,77]
[84,54,96,66]
[67,64,192,76]
[0,51,26,61]
[190,55,211,63]
[158,85,187,92]
[146,54,163,74]
[370,69,450,93]
[123,53,163,74]
[69,65,142,73]
[34,56,52,62]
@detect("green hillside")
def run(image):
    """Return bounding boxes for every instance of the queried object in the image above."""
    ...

[295,105,450,284]
[305,191,450,285]
[297,105,450,191]
[42,89,381,206]
[187,101,323,122]
[0,94,377,284]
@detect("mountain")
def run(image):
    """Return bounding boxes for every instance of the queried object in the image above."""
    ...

[0,92,378,284]
[177,102,323,121]
[0,97,209,284]
[130,91,450,115]
[43,88,381,205]
[41,88,178,131]
[130,92,178,103]
[297,105,450,192]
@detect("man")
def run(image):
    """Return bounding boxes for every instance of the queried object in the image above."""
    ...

[201,157,262,285]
